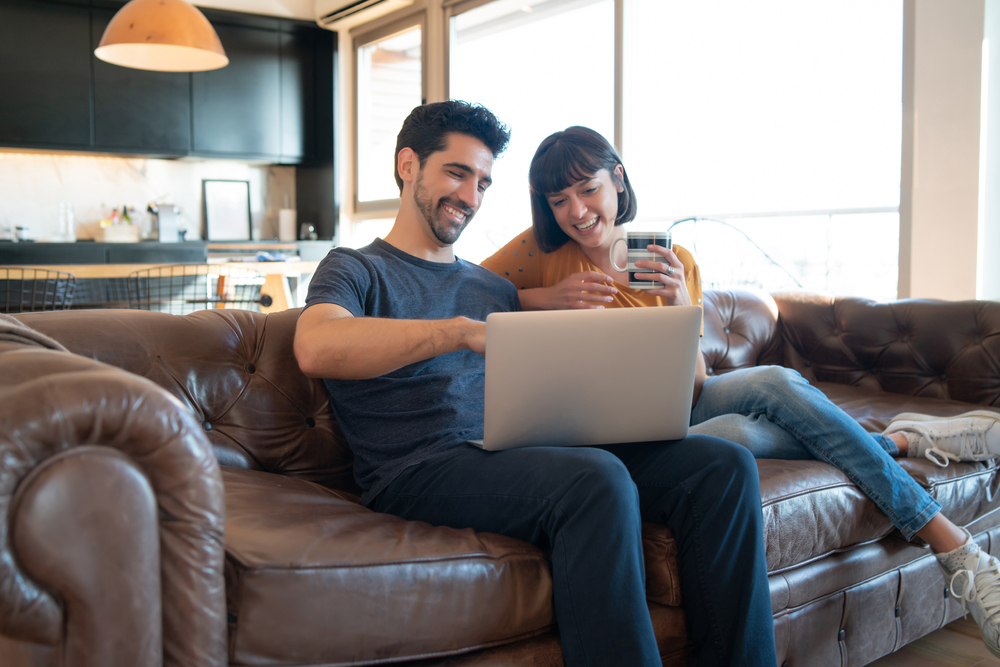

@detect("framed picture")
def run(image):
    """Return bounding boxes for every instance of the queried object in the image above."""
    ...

[203,179,252,241]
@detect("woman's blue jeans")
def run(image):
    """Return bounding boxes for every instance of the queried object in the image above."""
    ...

[689,365,941,540]
[371,436,777,667]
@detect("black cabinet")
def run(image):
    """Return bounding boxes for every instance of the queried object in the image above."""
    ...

[280,28,314,164]
[192,23,282,158]
[0,1,334,166]
[91,9,192,154]
[0,1,92,148]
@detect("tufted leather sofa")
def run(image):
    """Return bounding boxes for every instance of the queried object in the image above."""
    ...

[2,290,1000,667]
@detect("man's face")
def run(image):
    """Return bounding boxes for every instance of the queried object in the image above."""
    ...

[411,133,494,246]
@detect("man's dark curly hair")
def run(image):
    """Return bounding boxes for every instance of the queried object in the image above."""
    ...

[393,100,511,193]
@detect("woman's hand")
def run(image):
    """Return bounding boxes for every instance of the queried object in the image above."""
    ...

[518,271,618,310]
[633,245,691,306]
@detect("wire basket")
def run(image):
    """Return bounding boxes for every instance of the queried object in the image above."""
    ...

[0,268,76,313]
[127,264,271,315]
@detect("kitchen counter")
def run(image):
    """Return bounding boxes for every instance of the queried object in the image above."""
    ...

[1,241,332,312]
[0,241,208,265]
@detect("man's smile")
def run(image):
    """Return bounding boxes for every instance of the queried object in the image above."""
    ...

[441,201,470,224]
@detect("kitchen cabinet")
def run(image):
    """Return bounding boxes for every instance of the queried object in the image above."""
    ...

[0,1,334,167]
[192,23,282,159]
[280,28,314,164]
[0,1,92,148]
[91,9,192,154]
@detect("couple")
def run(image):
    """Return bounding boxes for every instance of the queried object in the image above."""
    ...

[295,100,1000,666]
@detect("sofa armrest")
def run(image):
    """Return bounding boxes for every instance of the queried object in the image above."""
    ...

[772,292,1000,406]
[0,345,226,667]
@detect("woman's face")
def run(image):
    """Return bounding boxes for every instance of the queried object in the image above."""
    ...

[544,165,625,250]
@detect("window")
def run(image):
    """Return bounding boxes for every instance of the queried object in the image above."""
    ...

[355,18,425,210]
[448,0,615,263]
[343,0,904,300]
[622,0,903,300]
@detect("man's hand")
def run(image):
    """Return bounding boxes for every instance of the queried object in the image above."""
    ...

[518,271,618,310]
[463,318,486,355]
[295,303,487,380]
[632,245,691,306]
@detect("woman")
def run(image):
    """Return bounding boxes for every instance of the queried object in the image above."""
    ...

[481,126,1000,656]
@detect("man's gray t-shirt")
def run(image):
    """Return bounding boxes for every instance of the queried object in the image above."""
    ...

[304,238,520,505]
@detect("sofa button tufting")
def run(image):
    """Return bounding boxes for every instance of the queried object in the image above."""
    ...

[901,335,909,342]
[804,360,812,367]
[940,374,947,381]
[203,421,212,432]
[245,363,256,374]
[707,367,714,375]
[945,586,950,597]
[306,417,316,428]
[832,329,839,336]
[724,327,730,334]
[782,663,790,667]
[895,605,901,617]
[838,629,845,641]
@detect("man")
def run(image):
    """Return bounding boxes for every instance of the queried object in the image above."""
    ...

[294,100,777,666]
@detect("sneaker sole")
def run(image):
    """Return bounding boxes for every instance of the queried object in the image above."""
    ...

[891,409,1000,425]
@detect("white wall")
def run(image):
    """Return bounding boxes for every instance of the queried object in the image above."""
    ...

[0,153,294,242]
[194,0,314,20]
[900,0,987,300]
[981,0,1000,299]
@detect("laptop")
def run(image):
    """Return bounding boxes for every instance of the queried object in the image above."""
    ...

[470,306,702,451]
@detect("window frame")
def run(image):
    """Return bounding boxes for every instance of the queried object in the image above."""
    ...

[352,11,428,215]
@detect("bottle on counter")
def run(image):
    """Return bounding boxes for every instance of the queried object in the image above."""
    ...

[58,201,76,242]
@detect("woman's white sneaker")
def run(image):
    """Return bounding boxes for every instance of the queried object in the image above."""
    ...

[937,531,1000,659]
[883,410,1000,467]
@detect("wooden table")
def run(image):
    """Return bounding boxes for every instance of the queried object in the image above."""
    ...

[20,261,320,313]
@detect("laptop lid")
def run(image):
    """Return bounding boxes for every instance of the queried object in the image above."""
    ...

[477,306,702,451]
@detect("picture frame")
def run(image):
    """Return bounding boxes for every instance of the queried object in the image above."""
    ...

[203,179,252,241]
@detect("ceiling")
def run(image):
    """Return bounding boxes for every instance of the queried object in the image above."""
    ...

[194,0,315,21]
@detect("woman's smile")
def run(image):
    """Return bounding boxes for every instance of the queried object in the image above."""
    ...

[574,216,600,233]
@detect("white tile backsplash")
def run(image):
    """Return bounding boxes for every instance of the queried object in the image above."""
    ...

[0,151,294,242]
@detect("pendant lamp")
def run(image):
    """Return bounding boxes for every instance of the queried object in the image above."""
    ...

[94,0,228,72]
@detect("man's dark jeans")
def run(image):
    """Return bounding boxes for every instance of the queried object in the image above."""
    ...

[371,436,777,667]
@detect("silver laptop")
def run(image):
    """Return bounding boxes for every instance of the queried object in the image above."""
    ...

[470,306,702,451]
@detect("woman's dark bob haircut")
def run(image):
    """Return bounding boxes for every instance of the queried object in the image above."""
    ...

[529,126,638,253]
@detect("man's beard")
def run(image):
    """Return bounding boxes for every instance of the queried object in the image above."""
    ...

[413,170,474,246]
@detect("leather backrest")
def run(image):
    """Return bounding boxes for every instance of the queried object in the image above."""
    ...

[701,289,784,376]
[18,308,361,495]
[773,292,1000,406]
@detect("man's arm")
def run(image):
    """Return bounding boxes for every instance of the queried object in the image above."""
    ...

[294,303,486,380]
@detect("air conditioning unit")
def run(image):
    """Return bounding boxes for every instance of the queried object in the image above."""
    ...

[315,0,413,29]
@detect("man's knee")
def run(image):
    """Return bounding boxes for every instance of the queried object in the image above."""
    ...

[560,448,639,511]
[686,435,762,495]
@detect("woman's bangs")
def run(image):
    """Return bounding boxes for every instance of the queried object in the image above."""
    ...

[532,141,604,196]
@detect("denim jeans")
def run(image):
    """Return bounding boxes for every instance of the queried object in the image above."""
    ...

[689,365,942,539]
[371,437,777,667]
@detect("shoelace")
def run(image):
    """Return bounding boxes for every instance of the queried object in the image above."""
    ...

[910,422,990,467]
[949,553,1000,632]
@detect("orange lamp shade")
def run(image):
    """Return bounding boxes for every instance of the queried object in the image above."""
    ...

[94,0,228,72]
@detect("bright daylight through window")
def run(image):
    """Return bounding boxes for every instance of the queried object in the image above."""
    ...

[449,0,615,264]
[623,1,903,301]
[356,25,423,205]
[351,0,904,301]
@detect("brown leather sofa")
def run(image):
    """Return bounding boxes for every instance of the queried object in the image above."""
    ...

[2,290,1000,667]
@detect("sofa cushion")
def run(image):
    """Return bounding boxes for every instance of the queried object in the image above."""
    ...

[221,468,554,666]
